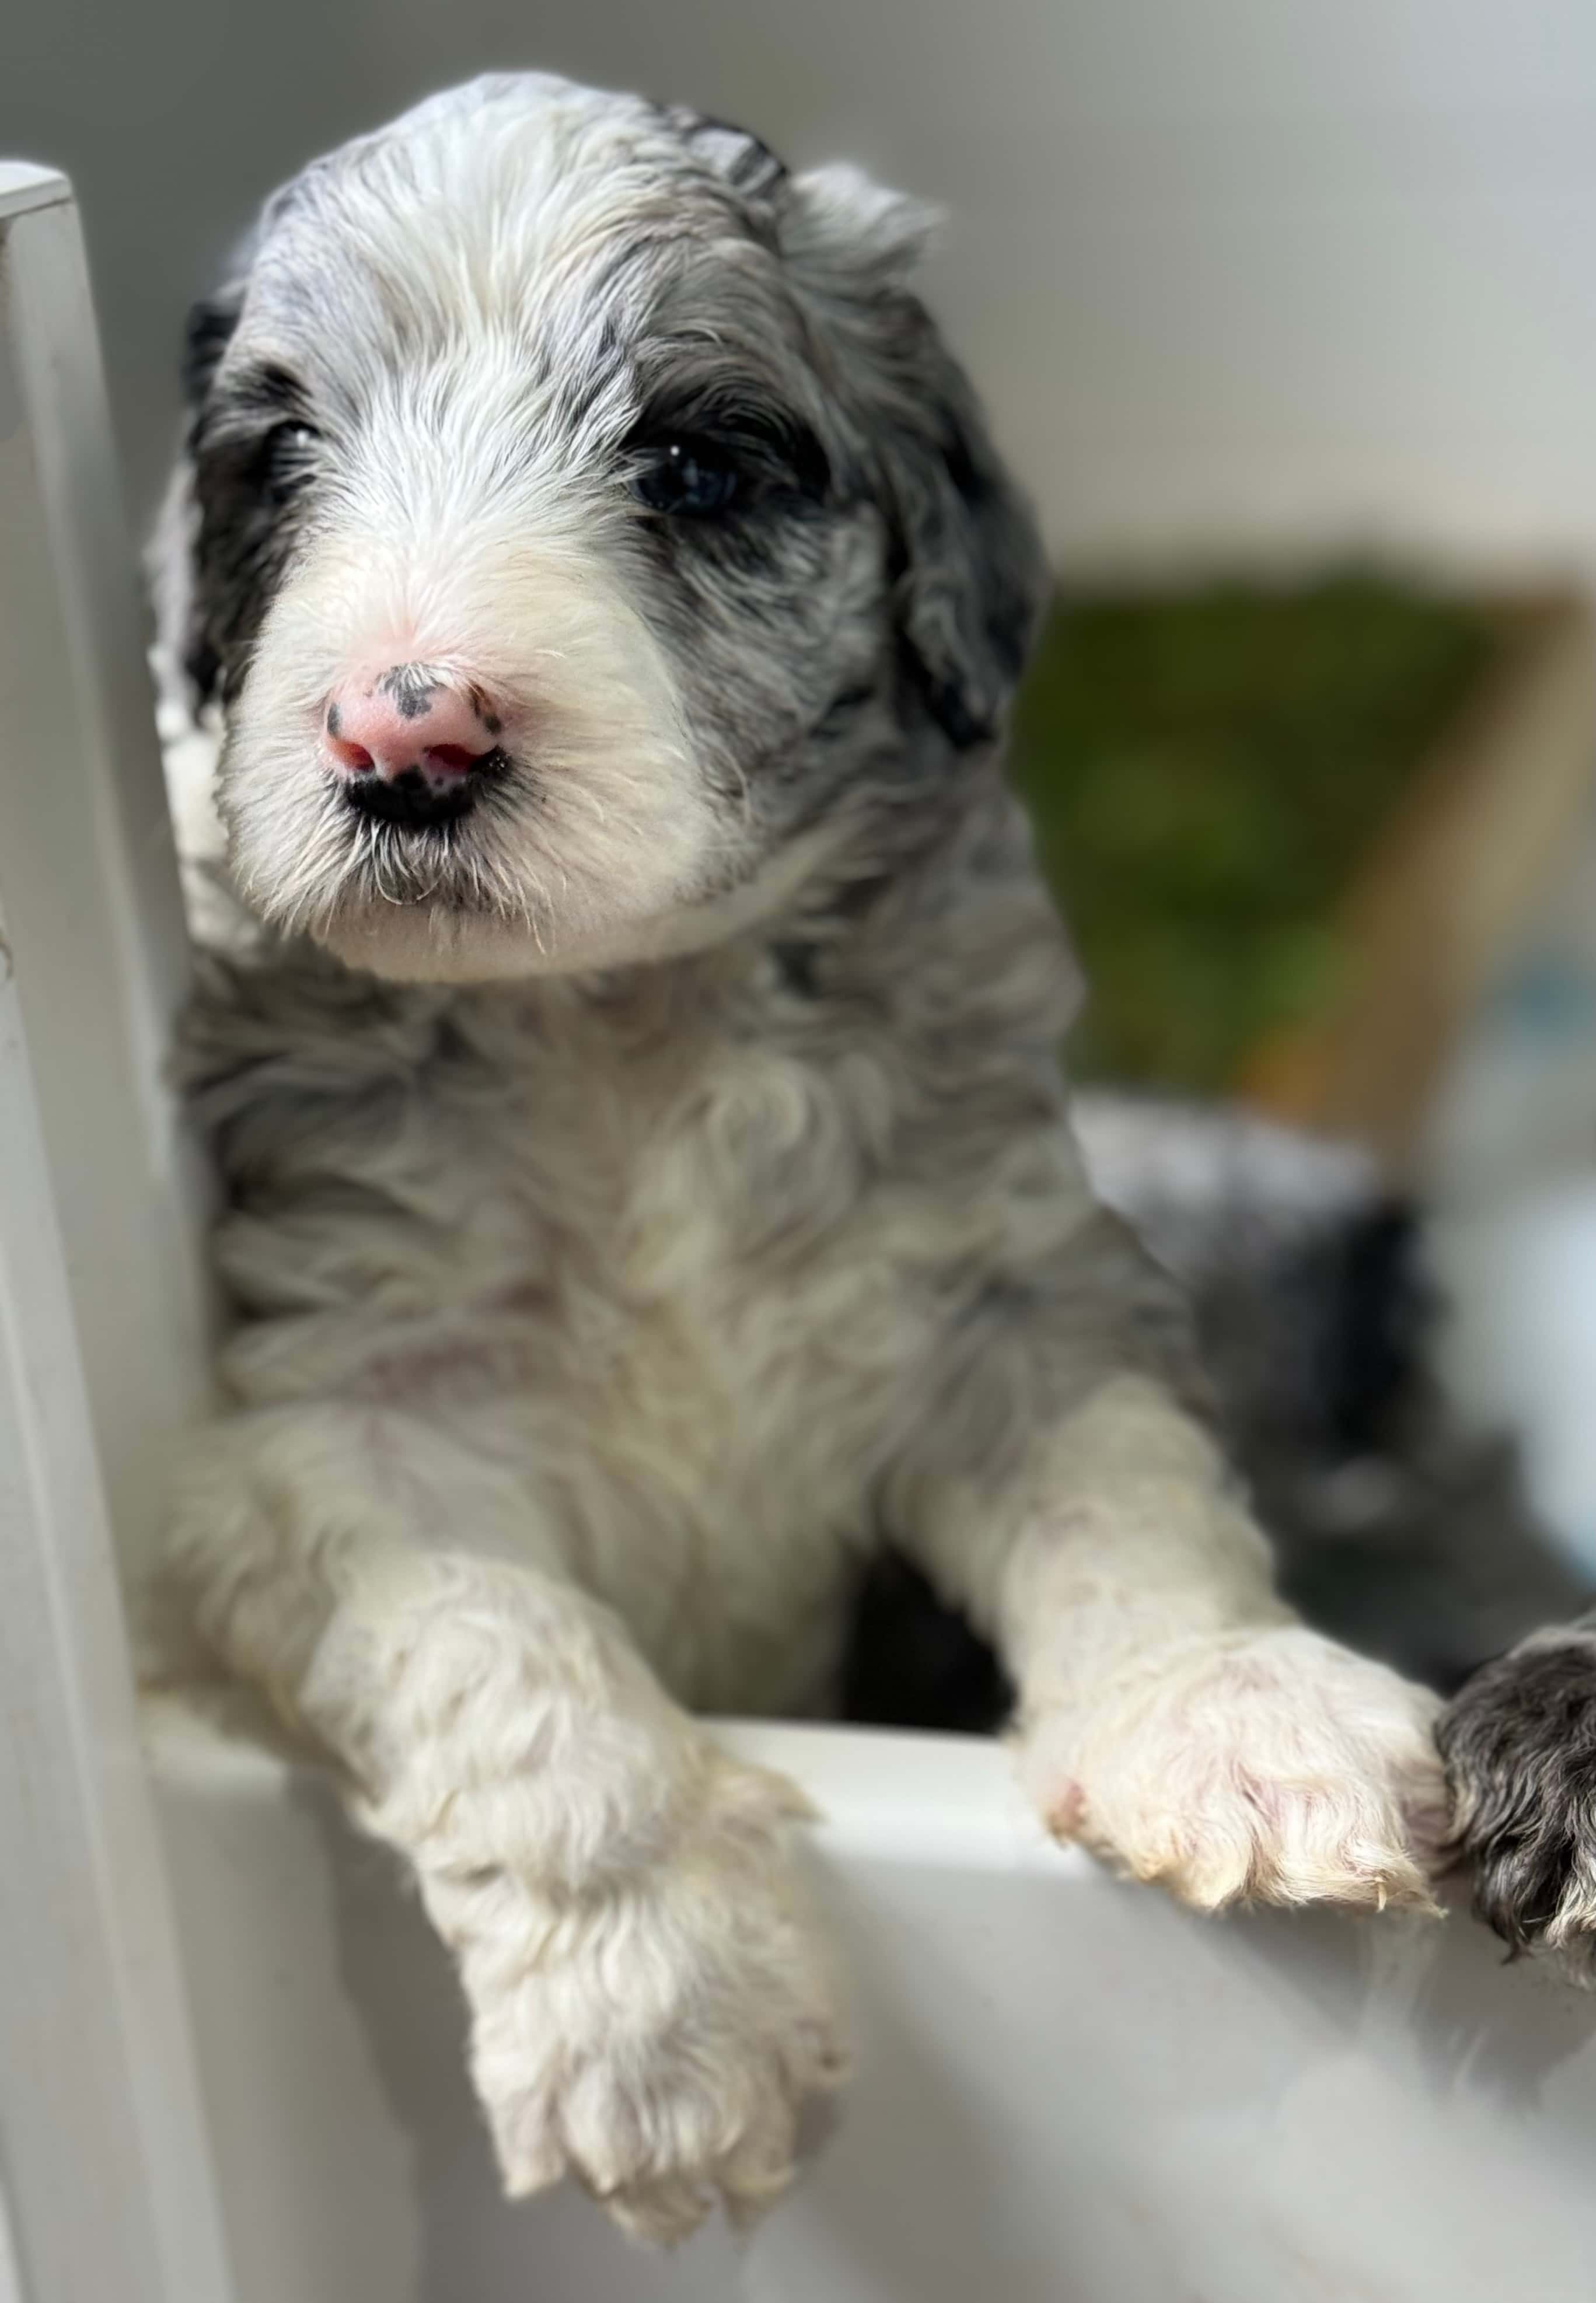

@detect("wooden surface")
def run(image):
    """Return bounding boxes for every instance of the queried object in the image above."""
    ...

[1241,591,1596,1171]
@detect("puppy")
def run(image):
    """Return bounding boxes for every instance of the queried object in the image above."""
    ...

[151,73,1446,2240]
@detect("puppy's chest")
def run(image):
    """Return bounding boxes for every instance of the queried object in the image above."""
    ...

[495,1018,945,1470]
[246,985,958,1494]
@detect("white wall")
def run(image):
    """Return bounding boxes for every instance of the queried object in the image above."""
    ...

[6,0,1596,572]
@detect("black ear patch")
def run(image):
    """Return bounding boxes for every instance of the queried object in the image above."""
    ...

[163,265,315,711]
[780,166,1047,753]
[167,286,248,708]
[181,286,245,411]
[889,386,1046,750]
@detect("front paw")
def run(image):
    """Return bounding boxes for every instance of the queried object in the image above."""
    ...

[1017,1626,1445,1914]
[428,1750,847,2242]
[1439,1626,1596,1974]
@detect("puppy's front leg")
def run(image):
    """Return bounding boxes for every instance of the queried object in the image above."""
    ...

[899,1372,1445,1911]
[169,1406,844,2240]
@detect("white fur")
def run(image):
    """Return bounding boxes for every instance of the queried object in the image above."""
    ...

[223,430,726,978]
[995,1379,1444,1910]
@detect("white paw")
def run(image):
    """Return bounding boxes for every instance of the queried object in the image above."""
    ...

[1017,1626,1446,1913]
[422,1750,847,2243]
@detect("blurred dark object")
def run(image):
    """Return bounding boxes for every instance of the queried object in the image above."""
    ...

[1080,1095,1592,1699]
[841,1549,1013,1734]
[1009,572,1595,1169]
[841,1096,1592,1733]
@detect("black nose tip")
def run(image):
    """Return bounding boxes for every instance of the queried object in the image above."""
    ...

[338,749,507,830]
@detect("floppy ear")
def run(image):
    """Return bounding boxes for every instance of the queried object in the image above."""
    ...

[147,277,246,712]
[780,165,1047,749]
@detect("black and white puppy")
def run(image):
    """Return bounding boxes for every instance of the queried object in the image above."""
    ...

[151,74,1446,2241]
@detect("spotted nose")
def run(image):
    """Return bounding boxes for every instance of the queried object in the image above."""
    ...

[323,666,502,787]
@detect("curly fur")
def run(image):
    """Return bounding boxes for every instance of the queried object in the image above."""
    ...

[149,72,1445,2241]
[1440,1623,1596,1975]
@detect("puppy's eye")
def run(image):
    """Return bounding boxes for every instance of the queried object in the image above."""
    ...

[635,439,740,518]
[259,420,320,506]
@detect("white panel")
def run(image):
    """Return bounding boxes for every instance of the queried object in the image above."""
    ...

[0,165,235,2303]
[153,1708,1596,2303]
[0,161,212,1586]
[0,2180,25,2303]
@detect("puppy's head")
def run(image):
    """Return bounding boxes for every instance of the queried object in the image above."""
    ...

[159,74,1044,980]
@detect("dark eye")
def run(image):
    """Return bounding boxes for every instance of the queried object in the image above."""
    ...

[259,420,320,506]
[635,438,741,518]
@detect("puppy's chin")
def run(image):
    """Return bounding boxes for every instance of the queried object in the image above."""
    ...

[313,903,617,984]
[309,891,708,984]
[301,816,852,984]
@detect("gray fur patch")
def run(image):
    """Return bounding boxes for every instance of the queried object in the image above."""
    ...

[379,665,442,720]
[1440,1624,1596,1968]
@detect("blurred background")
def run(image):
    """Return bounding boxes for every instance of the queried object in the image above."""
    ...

[9,0,1596,561]
[9,0,1596,1661]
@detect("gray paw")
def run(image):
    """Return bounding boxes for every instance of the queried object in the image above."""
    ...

[1438,1627,1596,1970]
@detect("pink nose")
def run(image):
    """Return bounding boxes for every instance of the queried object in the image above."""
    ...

[323,668,502,785]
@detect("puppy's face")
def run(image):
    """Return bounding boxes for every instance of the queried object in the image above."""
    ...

[163,75,1042,980]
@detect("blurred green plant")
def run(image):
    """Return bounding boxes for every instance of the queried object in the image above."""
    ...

[1006,569,1496,1092]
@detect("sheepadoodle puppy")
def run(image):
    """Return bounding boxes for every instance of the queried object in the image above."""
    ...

[151,72,1446,2241]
